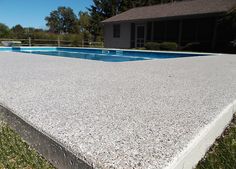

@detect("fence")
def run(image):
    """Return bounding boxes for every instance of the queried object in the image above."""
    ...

[0,38,104,48]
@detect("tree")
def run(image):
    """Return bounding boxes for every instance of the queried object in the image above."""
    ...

[11,24,25,39]
[219,6,236,43]
[0,23,10,38]
[45,7,78,34]
[78,11,91,41]
[224,7,236,30]
[88,5,102,41]
[88,0,121,41]
[78,12,90,32]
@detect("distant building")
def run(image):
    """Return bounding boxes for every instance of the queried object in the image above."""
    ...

[102,0,236,51]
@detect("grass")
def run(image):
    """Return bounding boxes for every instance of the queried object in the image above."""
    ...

[196,114,236,169]
[0,123,55,169]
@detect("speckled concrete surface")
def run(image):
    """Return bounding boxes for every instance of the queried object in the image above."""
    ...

[0,52,236,169]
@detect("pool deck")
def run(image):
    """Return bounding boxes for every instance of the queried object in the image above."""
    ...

[0,51,236,169]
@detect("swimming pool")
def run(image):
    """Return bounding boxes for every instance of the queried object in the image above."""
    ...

[1,47,208,62]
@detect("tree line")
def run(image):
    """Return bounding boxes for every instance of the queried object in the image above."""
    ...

[0,8,92,45]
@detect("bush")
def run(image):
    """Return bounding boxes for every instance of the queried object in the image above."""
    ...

[181,42,201,51]
[145,42,160,50]
[160,42,178,51]
[145,42,178,51]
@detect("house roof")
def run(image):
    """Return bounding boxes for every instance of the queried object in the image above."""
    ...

[102,0,236,23]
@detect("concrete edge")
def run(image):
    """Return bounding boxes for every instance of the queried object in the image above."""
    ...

[164,99,236,169]
[0,104,93,169]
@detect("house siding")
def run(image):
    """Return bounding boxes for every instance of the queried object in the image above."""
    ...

[104,23,131,49]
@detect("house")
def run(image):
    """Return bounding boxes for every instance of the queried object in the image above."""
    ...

[102,0,236,51]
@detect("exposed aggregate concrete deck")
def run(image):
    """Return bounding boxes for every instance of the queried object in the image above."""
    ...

[0,51,236,169]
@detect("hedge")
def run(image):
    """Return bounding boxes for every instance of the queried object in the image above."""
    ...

[144,42,160,50]
[145,42,178,51]
[160,42,178,51]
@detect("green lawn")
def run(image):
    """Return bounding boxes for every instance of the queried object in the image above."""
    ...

[0,123,55,169]
[196,114,236,169]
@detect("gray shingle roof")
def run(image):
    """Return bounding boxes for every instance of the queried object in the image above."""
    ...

[102,0,236,23]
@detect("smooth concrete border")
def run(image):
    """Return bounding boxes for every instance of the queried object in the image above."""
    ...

[164,100,236,169]
[0,104,93,169]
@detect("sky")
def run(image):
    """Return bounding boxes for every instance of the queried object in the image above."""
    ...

[0,0,93,29]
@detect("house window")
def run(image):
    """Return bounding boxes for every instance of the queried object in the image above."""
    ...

[113,24,120,38]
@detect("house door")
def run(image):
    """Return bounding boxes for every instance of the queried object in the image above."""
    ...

[136,25,145,48]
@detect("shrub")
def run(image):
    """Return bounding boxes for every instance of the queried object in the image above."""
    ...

[145,42,160,50]
[160,42,178,51]
[181,42,201,51]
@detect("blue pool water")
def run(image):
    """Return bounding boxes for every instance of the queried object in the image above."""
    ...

[21,50,149,62]
[0,47,207,62]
